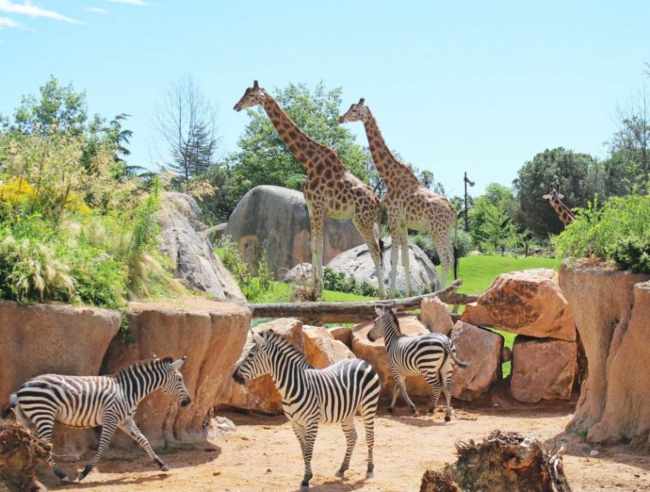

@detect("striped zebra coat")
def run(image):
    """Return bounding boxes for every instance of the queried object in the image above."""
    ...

[373,306,467,420]
[5,356,191,482]
[233,329,381,491]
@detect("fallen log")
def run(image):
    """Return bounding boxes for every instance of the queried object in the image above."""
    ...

[248,280,469,323]
[0,421,51,492]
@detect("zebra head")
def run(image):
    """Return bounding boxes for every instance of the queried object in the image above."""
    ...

[232,330,272,384]
[161,356,192,407]
[370,305,400,341]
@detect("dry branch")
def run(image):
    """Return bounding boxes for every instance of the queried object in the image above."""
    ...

[248,280,470,323]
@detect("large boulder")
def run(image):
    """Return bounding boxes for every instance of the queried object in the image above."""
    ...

[226,186,363,278]
[101,299,250,449]
[560,262,650,446]
[0,301,120,459]
[351,316,433,398]
[219,318,304,415]
[420,297,454,335]
[461,269,576,341]
[327,238,439,294]
[510,337,577,403]
[159,192,245,302]
[302,326,355,369]
[451,321,503,401]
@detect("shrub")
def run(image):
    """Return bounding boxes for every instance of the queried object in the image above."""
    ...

[215,236,273,301]
[553,194,650,273]
[323,267,378,297]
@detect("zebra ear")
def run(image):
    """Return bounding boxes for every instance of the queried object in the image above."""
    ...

[171,358,185,370]
[252,331,266,347]
[374,306,384,318]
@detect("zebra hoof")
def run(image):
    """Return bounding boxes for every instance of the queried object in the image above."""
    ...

[444,415,451,423]
[160,464,170,472]
[300,482,310,491]
[78,464,93,482]
[335,468,346,478]
[366,463,374,479]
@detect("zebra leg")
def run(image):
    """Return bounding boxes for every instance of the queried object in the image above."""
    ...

[299,422,318,491]
[362,409,376,478]
[442,372,453,422]
[336,417,357,478]
[424,371,442,416]
[388,383,400,414]
[21,406,71,482]
[78,420,118,481]
[119,417,168,471]
[396,375,418,416]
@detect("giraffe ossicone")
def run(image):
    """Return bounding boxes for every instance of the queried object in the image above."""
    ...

[234,81,386,298]
[339,98,456,296]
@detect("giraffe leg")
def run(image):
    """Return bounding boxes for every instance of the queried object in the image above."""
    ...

[308,206,325,298]
[398,230,413,296]
[336,417,357,478]
[387,215,401,297]
[354,219,386,298]
[432,230,454,288]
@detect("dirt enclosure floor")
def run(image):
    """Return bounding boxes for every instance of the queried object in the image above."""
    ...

[42,406,650,492]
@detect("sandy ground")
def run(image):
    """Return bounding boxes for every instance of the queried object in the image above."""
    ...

[42,406,650,492]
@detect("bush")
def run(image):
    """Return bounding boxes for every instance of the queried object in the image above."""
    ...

[215,236,273,301]
[553,194,650,273]
[323,267,378,297]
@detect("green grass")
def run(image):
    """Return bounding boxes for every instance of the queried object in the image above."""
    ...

[248,280,375,304]
[457,255,561,295]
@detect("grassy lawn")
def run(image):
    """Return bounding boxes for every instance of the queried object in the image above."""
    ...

[249,281,374,304]
[457,255,561,295]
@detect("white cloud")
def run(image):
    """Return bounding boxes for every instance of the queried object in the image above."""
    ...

[106,0,147,5]
[85,6,108,15]
[0,15,19,28]
[0,0,80,23]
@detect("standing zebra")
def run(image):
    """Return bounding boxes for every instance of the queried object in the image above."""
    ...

[233,329,381,491]
[373,306,467,421]
[4,356,191,482]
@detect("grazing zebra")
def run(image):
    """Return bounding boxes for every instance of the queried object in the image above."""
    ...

[233,329,381,491]
[373,306,467,421]
[5,356,191,482]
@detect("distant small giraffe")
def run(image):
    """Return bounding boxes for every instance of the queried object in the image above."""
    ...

[234,81,385,297]
[339,99,456,295]
[542,189,575,226]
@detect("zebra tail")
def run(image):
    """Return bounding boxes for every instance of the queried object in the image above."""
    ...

[2,393,17,419]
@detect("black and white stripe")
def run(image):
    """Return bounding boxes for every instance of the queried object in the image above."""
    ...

[233,330,381,491]
[7,356,191,482]
[373,306,467,420]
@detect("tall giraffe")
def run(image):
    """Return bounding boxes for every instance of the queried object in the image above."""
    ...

[339,99,456,295]
[542,189,575,226]
[234,82,385,297]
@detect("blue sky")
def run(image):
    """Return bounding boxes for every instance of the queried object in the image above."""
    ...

[1,1,648,197]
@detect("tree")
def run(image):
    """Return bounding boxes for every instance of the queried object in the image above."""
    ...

[468,183,517,248]
[204,82,370,222]
[157,76,218,182]
[513,148,597,237]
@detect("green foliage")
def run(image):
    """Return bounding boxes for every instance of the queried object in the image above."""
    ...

[201,82,371,222]
[215,236,273,301]
[323,267,378,297]
[553,194,650,273]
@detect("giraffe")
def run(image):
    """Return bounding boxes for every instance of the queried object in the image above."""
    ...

[234,82,385,298]
[542,189,575,226]
[339,99,456,295]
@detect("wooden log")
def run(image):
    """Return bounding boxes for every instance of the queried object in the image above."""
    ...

[248,280,468,323]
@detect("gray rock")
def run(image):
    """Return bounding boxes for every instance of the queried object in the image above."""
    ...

[282,262,313,284]
[326,238,439,294]
[225,185,364,278]
[159,192,245,302]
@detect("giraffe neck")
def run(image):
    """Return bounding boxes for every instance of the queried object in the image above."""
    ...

[363,110,420,191]
[261,95,328,172]
[550,199,574,225]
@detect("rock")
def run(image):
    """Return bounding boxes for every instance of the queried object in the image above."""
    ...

[451,321,503,401]
[351,316,434,398]
[101,299,250,449]
[159,192,245,302]
[226,186,363,278]
[510,337,577,403]
[282,262,313,284]
[461,269,576,341]
[219,318,304,415]
[560,262,650,446]
[327,237,439,294]
[302,326,355,369]
[329,326,353,348]
[0,301,120,460]
[420,297,454,335]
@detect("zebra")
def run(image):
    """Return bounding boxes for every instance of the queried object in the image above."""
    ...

[373,306,468,421]
[232,329,381,491]
[4,356,191,482]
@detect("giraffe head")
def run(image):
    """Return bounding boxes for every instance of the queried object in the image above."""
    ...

[338,98,370,124]
[233,80,266,111]
[542,188,564,202]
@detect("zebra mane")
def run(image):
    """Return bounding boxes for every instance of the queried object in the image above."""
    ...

[113,357,170,377]
[263,330,312,369]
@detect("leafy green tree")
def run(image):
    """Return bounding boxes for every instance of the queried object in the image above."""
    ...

[513,148,597,237]
[475,202,515,253]
[468,183,516,247]
[204,82,370,222]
